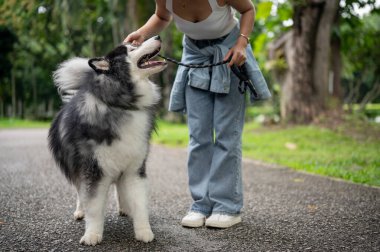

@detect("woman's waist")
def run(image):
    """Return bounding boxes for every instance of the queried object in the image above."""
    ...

[187,34,229,49]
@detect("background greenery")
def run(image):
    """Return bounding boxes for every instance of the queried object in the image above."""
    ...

[151,109,380,187]
[0,0,379,119]
[0,0,379,186]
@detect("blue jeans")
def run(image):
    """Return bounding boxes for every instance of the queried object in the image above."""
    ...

[185,72,245,216]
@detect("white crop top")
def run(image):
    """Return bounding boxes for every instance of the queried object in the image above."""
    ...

[166,0,238,40]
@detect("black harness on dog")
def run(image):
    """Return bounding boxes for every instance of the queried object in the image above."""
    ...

[157,54,259,98]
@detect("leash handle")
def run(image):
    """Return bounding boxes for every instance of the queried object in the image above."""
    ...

[231,64,259,98]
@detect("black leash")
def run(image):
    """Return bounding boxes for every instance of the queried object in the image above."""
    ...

[157,54,229,69]
[158,54,259,98]
[230,63,259,98]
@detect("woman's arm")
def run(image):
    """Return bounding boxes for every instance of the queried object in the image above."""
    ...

[223,0,255,66]
[124,0,172,45]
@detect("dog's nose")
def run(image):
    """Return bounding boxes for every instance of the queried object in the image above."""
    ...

[154,35,161,41]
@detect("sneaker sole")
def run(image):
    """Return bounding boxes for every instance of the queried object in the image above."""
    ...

[205,216,242,228]
[181,219,205,228]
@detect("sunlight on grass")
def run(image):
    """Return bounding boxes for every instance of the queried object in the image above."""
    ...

[153,120,380,187]
[0,118,51,128]
[242,124,380,186]
[153,120,189,147]
[2,118,378,186]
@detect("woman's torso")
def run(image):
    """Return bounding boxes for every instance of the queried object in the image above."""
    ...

[166,0,238,40]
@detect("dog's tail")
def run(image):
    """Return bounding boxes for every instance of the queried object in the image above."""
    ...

[53,57,92,103]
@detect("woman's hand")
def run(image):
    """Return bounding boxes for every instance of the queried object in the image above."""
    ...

[124,31,145,46]
[224,37,248,67]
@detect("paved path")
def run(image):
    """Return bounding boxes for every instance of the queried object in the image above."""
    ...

[0,129,379,251]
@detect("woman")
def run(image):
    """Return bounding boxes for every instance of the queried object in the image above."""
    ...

[125,0,271,228]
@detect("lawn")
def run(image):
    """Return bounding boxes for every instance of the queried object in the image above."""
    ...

[153,119,380,187]
[0,118,51,128]
[1,117,379,187]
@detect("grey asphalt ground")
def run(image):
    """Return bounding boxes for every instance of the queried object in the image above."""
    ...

[0,129,379,252]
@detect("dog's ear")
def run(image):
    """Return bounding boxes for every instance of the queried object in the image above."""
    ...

[88,58,110,73]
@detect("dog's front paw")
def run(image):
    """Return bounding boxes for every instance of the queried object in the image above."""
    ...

[80,232,102,246]
[135,228,154,243]
[74,210,84,220]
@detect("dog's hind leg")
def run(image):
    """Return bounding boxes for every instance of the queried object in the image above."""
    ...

[79,177,112,246]
[117,171,154,243]
[74,187,85,220]
[116,178,129,217]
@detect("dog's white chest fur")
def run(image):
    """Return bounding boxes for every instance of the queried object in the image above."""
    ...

[94,111,150,178]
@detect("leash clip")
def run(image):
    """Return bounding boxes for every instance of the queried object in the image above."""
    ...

[230,64,259,98]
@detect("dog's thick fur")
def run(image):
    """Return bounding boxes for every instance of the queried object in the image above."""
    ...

[48,37,166,245]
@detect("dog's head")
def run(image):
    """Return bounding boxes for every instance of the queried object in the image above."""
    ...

[88,36,167,78]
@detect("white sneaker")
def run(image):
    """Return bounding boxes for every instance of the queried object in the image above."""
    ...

[181,211,206,228]
[205,214,241,228]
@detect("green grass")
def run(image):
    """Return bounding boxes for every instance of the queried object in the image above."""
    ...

[0,118,50,128]
[243,124,380,186]
[154,120,380,187]
[153,120,189,147]
[2,118,379,187]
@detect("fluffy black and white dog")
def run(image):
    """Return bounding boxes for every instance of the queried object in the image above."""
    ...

[48,36,167,246]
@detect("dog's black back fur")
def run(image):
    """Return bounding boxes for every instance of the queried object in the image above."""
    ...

[48,45,156,189]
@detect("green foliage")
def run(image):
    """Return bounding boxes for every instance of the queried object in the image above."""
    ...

[340,13,380,101]
[0,0,136,118]
[0,26,16,79]
[0,0,379,119]
[251,0,293,119]
[252,0,293,66]
[255,2,273,21]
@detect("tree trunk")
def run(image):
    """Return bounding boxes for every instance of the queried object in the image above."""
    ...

[313,0,340,103]
[285,3,322,123]
[268,31,296,121]
[125,0,138,34]
[331,35,342,100]
[87,22,96,56]
[17,99,22,118]
[346,79,362,112]
[0,98,3,118]
[331,10,342,102]
[161,24,183,122]
[109,0,120,46]
[11,67,16,118]
[32,63,37,117]
[358,82,380,112]
[279,0,340,123]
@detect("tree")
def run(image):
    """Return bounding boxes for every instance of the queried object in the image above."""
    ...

[271,0,340,123]
[268,0,378,123]
[0,26,17,117]
[0,0,131,118]
[341,13,380,112]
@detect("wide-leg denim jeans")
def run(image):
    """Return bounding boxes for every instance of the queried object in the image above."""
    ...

[185,72,245,216]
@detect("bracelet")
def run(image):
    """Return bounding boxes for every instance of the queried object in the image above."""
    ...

[239,33,250,44]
